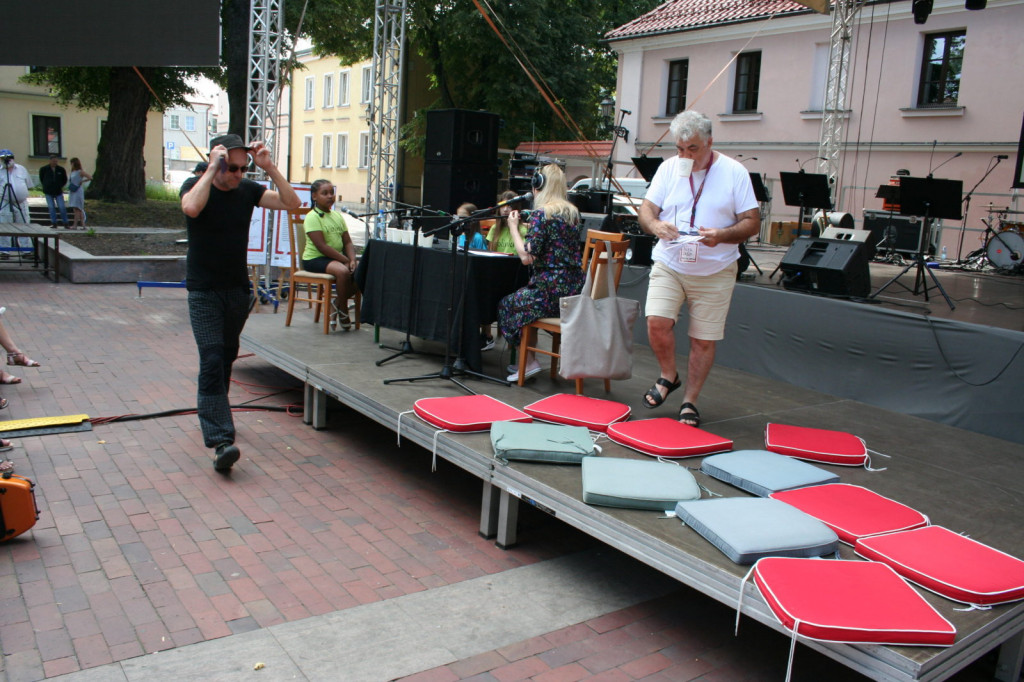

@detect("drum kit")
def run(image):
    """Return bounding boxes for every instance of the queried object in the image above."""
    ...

[961,204,1024,273]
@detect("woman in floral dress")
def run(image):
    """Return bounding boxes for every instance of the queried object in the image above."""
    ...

[498,164,585,381]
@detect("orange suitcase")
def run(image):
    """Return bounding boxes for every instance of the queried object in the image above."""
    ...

[0,472,39,541]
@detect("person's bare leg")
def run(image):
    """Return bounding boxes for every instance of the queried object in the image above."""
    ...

[679,337,715,424]
[644,315,679,406]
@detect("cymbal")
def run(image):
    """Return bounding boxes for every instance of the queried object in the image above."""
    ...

[1001,209,1024,215]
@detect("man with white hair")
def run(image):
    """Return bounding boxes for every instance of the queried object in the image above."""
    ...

[0,150,33,223]
[638,110,760,426]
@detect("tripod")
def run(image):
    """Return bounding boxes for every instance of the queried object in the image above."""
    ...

[375,205,448,367]
[383,209,510,393]
[870,176,961,310]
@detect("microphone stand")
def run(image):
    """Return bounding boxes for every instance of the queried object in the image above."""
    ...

[954,157,1002,264]
[376,204,450,366]
[383,209,511,393]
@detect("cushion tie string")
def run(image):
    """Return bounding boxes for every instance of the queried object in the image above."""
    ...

[735,564,758,635]
[396,410,413,445]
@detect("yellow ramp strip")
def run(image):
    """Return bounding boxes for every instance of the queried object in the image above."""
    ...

[0,414,90,431]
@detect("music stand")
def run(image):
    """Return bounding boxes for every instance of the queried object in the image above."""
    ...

[869,176,961,310]
[631,156,662,183]
[770,171,832,280]
[740,172,770,276]
[872,184,903,263]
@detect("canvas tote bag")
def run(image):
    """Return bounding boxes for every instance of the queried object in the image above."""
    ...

[558,241,640,380]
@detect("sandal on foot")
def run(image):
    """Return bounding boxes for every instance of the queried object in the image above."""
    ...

[0,459,13,473]
[7,353,40,368]
[0,438,12,454]
[331,301,351,331]
[678,402,701,427]
[0,370,21,385]
[0,397,8,410]
[642,374,681,409]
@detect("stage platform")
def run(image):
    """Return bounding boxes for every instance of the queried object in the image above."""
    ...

[241,299,1024,682]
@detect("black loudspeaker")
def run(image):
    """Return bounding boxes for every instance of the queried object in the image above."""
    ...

[422,162,498,214]
[628,234,656,266]
[778,237,871,298]
[425,109,500,164]
[862,210,929,256]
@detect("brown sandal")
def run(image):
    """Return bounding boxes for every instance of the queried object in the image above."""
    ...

[7,352,40,368]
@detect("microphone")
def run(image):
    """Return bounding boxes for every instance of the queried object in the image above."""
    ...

[620,109,632,116]
[737,155,758,164]
[337,206,362,218]
[996,154,1009,160]
[496,192,532,208]
[798,156,826,171]
[928,151,962,177]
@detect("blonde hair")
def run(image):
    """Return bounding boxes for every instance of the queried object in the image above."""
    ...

[533,164,579,225]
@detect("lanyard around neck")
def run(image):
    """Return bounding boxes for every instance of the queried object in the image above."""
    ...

[688,152,716,231]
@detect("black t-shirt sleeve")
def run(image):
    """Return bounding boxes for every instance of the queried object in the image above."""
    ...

[179,175,199,198]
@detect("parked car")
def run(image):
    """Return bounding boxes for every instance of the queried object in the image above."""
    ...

[570,177,649,199]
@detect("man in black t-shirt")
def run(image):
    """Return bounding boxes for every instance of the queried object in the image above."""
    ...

[181,134,300,472]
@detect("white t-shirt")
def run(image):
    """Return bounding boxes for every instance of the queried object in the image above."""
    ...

[646,153,758,276]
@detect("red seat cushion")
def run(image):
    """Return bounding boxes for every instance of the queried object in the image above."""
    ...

[855,526,1024,605]
[764,423,868,466]
[606,418,733,459]
[523,394,630,433]
[770,484,928,545]
[413,395,531,432]
[752,557,956,646]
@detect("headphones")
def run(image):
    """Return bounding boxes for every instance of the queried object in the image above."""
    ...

[531,169,546,191]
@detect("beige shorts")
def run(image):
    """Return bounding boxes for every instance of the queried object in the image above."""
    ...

[645,261,738,340]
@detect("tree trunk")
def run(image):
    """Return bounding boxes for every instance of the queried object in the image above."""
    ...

[87,67,151,204]
[225,0,252,138]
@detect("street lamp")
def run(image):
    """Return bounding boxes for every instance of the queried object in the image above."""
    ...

[599,97,630,226]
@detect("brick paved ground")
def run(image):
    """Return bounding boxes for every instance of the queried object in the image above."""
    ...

[0,271,1006,682]
[0,273,592,681]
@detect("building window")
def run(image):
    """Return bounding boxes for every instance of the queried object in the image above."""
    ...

[665,60,689,116]
[732,51,761,113]
[302,135,313,168]
[337,133,348,168]
[338,70,350,106]
[321,134,332,167]
[31,115,62,157]
[361,65,372,104]
[184,115,196,132]
[323,74,334,108]
[918,31,965,107]
[304,77,315,110]
[170,114,180,130]
[358,131,370,169]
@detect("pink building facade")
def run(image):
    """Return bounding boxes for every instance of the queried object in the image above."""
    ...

[607,0,1024,258]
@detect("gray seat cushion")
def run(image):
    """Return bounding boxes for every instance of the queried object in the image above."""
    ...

[700,449,839,497]
[490,421,594,465]
[675,497,839,564]
[582,457,700,511]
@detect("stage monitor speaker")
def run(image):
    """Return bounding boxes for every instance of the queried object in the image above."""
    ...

[778,237,871,298]
[820,227,875,260]
[628,234,656,266]
[422,162,499,216]
[862,210,929,256]
[425,109,500,164]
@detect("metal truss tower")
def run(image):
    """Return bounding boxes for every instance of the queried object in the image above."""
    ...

[247,0,286,180]
[816,0,863,188]
[366,0,408,238]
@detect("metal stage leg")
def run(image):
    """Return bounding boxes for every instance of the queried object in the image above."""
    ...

[303,382,328,430]
[995,630,1024,682]
[479,481,500,539]
[496,488,519,549]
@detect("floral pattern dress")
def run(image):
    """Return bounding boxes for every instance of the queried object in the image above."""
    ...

[498,210,585,348]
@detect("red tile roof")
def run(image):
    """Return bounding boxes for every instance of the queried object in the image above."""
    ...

[606,0,813,41]
[514,141,612,159]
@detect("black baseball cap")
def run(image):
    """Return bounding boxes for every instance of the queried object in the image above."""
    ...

[210,134,250,152]
[193,161,209,174]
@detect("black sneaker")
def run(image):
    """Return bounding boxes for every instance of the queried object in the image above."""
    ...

[214,443,240,471]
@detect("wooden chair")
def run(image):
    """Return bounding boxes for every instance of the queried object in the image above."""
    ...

[285,208,334,334]
[581,229,628,270]
[518,235,630,394]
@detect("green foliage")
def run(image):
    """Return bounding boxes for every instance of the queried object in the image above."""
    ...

[145,184,182,202]
[20,66,216,112]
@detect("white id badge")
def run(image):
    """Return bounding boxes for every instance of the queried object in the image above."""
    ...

[679,242,698,263]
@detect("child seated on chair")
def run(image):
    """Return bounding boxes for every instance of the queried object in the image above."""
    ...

[455,203,488,251]
[486,191,529,254]
[302,179,358,330]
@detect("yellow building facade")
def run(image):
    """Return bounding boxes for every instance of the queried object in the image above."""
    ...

[0,66,163,185]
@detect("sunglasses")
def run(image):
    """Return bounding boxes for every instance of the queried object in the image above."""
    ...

[219,155,252,174]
